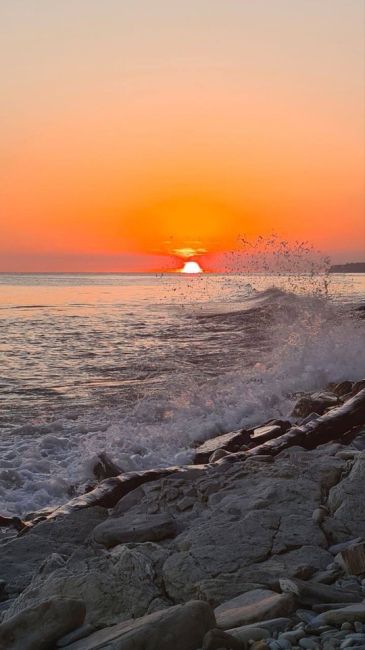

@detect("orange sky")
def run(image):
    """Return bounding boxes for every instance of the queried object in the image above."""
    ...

[1,1,364,271]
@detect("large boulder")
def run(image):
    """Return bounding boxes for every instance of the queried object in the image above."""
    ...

[0,597,85,650]
[59,600,215,650]
[0,507,107,594]
[4,544,170,628]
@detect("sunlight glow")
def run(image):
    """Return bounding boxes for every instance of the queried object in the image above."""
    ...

[181,261,203,274]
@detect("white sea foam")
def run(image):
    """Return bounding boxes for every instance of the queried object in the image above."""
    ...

[0,274,364,515]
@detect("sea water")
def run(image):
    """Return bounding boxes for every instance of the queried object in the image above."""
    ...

[0,272,364,515]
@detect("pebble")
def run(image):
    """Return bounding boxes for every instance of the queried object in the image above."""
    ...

[280,632,306,643]
[355,624,364,633]
[299,638,319,650]
[342,624,354,631]
[276,638,292,649]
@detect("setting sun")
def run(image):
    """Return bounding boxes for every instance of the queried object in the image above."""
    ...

[181,261,203,274]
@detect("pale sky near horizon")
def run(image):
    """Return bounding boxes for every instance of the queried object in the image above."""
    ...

[1,1,364,271]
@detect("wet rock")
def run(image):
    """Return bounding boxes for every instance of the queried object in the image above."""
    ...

[61,600,215,650]
[93,513,178,548]
[334,382,354,398]
[195,430,252,464]
[292,393,339,418]
[91,452,122,481]
[0,515,27,532]
[0,597,85,650]
[214,589,295,630]
[279,577,362,606]
[209,449,232,463]
[250,422,290,446]
[352,380,365,396]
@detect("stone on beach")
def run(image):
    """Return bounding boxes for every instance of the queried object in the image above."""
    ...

[0,506,107,594]
[214,589,296,629]
[0,597,85,650]
[314,604,365,625]
[92,513,178,547]
[59,600,215,650]
[336,542,365,575]
[194,429,250,464]
[279,577,362,606]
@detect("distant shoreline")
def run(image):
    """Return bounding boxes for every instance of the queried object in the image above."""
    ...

[329,262,365,273]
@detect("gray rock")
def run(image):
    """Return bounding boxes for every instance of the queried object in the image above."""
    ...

[279,577,362,606]
[314,604,365,625]
[195,430,250,464]
[60,600,215,650]
[4,544,169,628]
[91,452,122,481]
[92,513,178,547]
[299,639,319,649]
[228,626,271,644]
[209,449,232,463]
[202,627,244,649]
[292,393,339,418]
[0,507,107,594]
[328,454,365,541]
[0,597,85,650]
[215,589,295,629]
[56,624,96,647]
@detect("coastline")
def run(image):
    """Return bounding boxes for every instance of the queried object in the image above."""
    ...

[1,380,365,649]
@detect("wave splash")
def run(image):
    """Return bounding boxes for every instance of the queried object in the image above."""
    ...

[1,277,364,516]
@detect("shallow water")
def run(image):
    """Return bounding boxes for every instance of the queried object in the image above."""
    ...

[0,272,364,515]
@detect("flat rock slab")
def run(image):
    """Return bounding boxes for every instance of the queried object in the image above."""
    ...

[279,577,362,606]
[0,597,85,650]
[214,589,295,630]
[93,513,178,547]
[63,600,215,650]
[195,430,250,464]
[314,604,365,625]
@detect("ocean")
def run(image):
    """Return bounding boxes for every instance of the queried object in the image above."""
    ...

[0,272,364,515]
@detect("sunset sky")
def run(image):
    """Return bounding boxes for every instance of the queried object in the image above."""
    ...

[1,1,364,272]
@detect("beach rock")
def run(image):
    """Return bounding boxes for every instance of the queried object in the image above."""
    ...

[93,512,178,547]
[47,465,206,516]
[327,453,365,540]
[250,422,290,446]
[336,542,365,575]
[228,626,270,644]
[314,604,365,625]
[195,430,251,464]
[279,577,362,606]
[4,544,169,628]
[334,382,354,397]
[91,452,122,481]
[59,600,215,650]
[202,627,244,649]
[0,597,85,650]
[56,624,96,647]
[209,449,232,463]
[214,589,295,629]
[292,392,339,418]
[0,506,107,594]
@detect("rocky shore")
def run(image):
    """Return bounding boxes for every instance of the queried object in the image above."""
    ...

[1,381,365,650]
